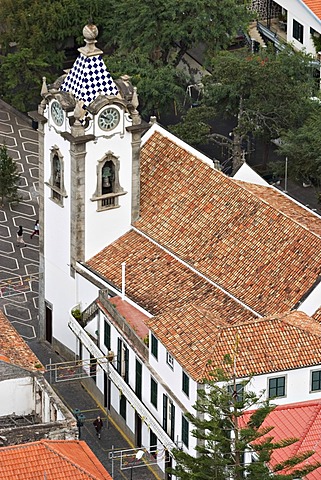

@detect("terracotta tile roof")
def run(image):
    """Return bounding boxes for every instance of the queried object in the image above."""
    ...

[0,439,112,479]
[133,130,321,316]
[146,309,321,380]
[235,180,321,238]
[87,229,257,324]
[304,0,321,20]
[313,305,321,322]
[240,400,321,479]
[0,310,44,372]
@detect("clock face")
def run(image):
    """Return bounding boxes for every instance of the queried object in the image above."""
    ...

[98,107,120,131]
[51,100,64,127]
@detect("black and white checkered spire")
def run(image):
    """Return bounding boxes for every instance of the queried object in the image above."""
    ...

[60,24,118,106]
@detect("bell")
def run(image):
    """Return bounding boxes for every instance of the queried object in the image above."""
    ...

[103,176,110,187]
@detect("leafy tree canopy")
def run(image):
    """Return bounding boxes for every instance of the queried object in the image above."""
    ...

[271,106,321,187]
[0,48,49,111]
[171,46,317,171]
[170,369,320,480]
[204,46,315,141]
[0,0,252,112]
[105,50,187,118]
[99,0,252,67]
[0,144,20,205]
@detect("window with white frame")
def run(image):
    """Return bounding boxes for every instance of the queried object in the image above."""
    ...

[182,415,189,448]
[166,351,174,369]
[268,376,286,398]
[151,334,158,359]
[311,370,321,392]
[228,382,244,402]
[117,338,129,384]
[182,371,189,397]
[293,19,303,43]
[151,377,158,409]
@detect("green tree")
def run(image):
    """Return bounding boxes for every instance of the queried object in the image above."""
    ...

[0,48,49,111]
[170,368,320,480]
[0,0,252,115]
[168,106,216,146]
[202,46,316,172]
[105,50,187,118]
[0,0,104,110]
[0,145,20,205]
[271,107,321,188]
[100,0,252,67]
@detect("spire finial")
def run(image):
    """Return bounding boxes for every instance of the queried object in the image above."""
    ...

[78,23,103,57]
[41,77,48,96]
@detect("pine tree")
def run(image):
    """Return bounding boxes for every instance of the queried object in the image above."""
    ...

[170,367,321,480]
[0,145,20,205]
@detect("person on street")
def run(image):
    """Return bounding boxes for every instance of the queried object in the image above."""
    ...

[30,220,39,239]
[93,416,103,439]
[17,226,25,246]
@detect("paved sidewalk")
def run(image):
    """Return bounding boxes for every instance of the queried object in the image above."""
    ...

[30,340,159,480]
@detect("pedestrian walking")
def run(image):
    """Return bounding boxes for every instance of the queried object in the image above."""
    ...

[93,415,103,439]
[30,220,39,239]
[16,226,25,246]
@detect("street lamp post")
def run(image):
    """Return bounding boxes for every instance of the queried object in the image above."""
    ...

[284,157,288,193]
[73,408,85,439]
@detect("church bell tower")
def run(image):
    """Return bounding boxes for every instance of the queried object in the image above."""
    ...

[33,23,147,353]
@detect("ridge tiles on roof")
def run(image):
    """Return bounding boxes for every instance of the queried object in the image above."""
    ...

[147,309,321,381]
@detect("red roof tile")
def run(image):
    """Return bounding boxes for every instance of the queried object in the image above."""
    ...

[240,400,321,479]
[133,131,321,316]
[0,440,112,479]
[304,0,321,20]
[146,310,321,380]
[0,310,44,372]
[313,305,321,322]
[235,180,321,238]
[87,229,257,324]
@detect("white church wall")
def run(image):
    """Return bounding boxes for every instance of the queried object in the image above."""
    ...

[233,163,270,186]
[84,120,134,260]
[297,280,321,316]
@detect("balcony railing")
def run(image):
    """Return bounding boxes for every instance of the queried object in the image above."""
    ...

[68,312,176,450]
[257,21,285,51]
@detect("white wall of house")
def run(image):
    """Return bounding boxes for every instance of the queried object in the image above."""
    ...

[0,377,34,416]
[241,363,321,406]
[82,310,198,466]
[273,0,321,53]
